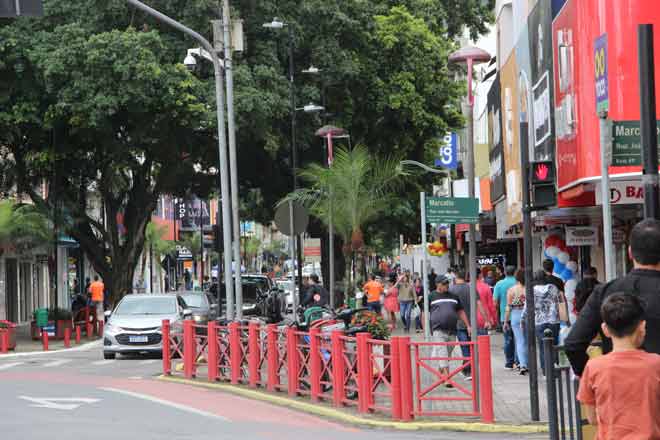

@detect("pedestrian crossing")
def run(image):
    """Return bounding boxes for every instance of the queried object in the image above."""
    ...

[0,357,162,372]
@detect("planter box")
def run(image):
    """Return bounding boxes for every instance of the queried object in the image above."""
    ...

[0,320,17,350]
[56,319,73,339]
[31,319,73,340]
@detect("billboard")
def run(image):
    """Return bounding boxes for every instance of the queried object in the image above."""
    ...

[500,52,523,226]
[488,75,506,202]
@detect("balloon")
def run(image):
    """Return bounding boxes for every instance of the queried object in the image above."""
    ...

[560,267,574,281]
[566,261,578,272]
[558,252,570,265]
[545,246,560,258]
[552,257,566,276]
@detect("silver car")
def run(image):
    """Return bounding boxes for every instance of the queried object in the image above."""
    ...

[103,294,190,359]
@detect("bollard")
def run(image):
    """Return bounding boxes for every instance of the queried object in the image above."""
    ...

[266,324,279,391]
[0,331,8,354]
[162,320,171,376]
[207,321,218,381]
[229,322,242,384]
[331,330,345,407]
[42,329,49,351]
[544,329,560,440]
[64,327,71,348]
[75,325,81,344]
[183,320,195,379]
[309,328,322,402]
[398,336,414,421]
[248,322,260,388]
[478,335,495,423]
[287,327,299,397]
[97,321,104,337]
[389,337,402,420]
[86,321,93,340]
[356,332,370,413]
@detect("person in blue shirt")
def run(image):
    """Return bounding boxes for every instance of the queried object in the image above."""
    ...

[493,265,518,369]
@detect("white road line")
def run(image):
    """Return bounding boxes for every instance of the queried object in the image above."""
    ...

[42,359,73,368]
[99,387,229,421]
[0,362,24,371]
[138,359,158,365]
[90,360,115,366]
[0,340,102,358]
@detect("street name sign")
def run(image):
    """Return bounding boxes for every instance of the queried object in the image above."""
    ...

[425,197,479,224]
[611,120,660,166]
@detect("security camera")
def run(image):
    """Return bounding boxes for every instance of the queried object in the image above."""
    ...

[184,53,197,71]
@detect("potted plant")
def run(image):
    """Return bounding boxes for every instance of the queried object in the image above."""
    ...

[0,320,17,350]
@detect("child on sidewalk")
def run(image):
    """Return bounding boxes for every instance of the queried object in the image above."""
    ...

[577,292,660,439]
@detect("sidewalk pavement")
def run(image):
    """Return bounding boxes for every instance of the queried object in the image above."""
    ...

[5,323,101,353]
[391,326,549,425]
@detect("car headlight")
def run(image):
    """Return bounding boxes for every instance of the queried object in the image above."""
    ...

[193,314,207,322]
[104,323,118,334]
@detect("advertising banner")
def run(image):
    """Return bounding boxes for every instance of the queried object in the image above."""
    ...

[488,75,506,202]
[500,53,523,226]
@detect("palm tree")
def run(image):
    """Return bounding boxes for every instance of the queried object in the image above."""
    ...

[0,200,52,252]
[282,145,407,298]
[140,222,176,291]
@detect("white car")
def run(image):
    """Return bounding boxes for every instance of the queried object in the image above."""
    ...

[103,294,190,360]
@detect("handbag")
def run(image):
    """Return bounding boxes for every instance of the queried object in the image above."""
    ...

[410,303,421,320]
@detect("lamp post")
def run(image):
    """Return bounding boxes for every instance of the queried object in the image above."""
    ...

[126,0,235,318]
[449,44,490,385]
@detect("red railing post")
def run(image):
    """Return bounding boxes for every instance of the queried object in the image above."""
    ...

[183,320,195,379]
[229,322,242,384]
[42,329,49,351]
[287,327,299,397]
[207,321,218,381]
[248,322,260,388]
[398,336,414,421]
[266,324,279,391]
[162,320,171,375]
[309,328,322,401]
[85,307,92,339]
[64,327,71,348]
[75,325,81,344]
[390,337,402,420]
[356,332,370,413]
[0,331,8,353]
[331,330,345,407]
[478,335,494,423]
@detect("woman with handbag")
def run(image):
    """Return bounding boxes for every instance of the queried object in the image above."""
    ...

[397,273,415,332]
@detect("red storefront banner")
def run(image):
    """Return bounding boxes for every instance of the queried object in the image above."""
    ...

[553,0,660,198]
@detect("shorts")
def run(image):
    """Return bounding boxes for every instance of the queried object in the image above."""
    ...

[93,301,105,323]
[431,329,456,369]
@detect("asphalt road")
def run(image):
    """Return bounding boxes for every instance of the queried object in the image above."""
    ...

[0,344,545,440]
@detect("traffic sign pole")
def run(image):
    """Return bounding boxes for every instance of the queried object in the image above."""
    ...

[420,192,430,341]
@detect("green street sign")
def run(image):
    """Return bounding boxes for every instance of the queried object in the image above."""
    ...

[425,197,479,224]
[611,120,660,166]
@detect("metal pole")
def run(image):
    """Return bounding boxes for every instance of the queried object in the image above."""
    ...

[125,0,234,317]
[199,199,204,288]
[289,200,298,320]
[599,114,615,281]
[329,192,335,309]
[638,24,659,219]
[520,70,540,421]
[221,0,243,318]
[149,244,154,293]
[420,192,430,341]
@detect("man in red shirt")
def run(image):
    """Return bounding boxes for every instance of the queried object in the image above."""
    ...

[577,293,660,439]
[476,272,496,331]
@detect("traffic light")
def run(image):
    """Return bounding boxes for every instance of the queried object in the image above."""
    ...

[530,160,556,209]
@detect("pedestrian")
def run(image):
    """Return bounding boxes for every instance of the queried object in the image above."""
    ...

[504,269,528,375]
[414,276,424,332]
[383,279,400,329]
[301,274,329,308]
[362,274,384,314]
[484,269,496,287]
[493,265,518,369]
[565,218,660,376]
[522,270,561,375]
[476,272,497,332]
[576,292,660,439]
[88,275,105,324]
[164,274,170,292]
[184,268,192,290]
[397,273,415,332]
[428,268,437,289]
[429,276,471,387]
[574,277,599,316]
[449,270,482,379]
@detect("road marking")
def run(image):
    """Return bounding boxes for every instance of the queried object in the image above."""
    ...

[99,387,229,421]
[18,396,100,410]
[0,362,23,371]
[91,360,115,366]
[0,340,101,358]
[138,359,157,365]
[42,359,72,368]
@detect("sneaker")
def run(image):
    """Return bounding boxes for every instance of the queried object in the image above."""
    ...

[520,368,528,376]
[445,383,454,388]
[504,364,514,370]
[464,375,472,381]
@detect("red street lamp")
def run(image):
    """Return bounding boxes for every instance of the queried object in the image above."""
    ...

[448,46,491,105]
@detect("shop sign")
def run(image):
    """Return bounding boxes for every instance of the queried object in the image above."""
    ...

[612,228,626,244]
[595,180,644,205]
[176,245,193,261]
[594,34,609,113]
[565,226,599,246]
[304,238,321,263]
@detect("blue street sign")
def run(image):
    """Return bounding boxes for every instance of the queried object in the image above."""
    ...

[434,132,458,169]
[595,34,609,113]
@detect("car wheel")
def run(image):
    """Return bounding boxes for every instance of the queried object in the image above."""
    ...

[103,352,116,360]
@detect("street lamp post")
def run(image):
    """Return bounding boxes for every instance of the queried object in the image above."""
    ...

[126,0,235,318]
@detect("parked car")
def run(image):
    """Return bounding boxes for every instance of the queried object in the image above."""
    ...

[103,294,190,360]
[216,275,286,321]
[179,291,218,326]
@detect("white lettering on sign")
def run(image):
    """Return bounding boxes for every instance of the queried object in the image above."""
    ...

[595,180,644,205]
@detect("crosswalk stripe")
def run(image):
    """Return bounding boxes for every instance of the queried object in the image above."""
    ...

[90,360,115,366]
[43,359,73,368]
[138,359,157,365]
[0,362,23,371]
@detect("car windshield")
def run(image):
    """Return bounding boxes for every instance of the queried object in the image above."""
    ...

[180,294,208,309]
[114,296,177,316]
[243,276,270,292]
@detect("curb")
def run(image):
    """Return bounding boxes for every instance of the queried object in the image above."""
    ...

[157,375,549,434]
[0,339,102,358]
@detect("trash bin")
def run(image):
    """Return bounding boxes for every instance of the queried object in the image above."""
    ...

[347,297,356,310]
[35,308,49,328]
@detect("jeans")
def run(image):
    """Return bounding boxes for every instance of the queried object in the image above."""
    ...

[399,301,413,330]
[503,324,516,367]
[536,322,560,374]
[366,301,382,314]
[510,309,528,369]
[456,328,488,375]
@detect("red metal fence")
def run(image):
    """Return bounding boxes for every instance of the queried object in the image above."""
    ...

[161,319,494,422]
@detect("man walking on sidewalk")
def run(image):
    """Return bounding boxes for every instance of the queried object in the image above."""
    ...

[88,275,105,323]
[493,266,518,369]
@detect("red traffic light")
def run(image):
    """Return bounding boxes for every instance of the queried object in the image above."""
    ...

[531,161,555,184]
